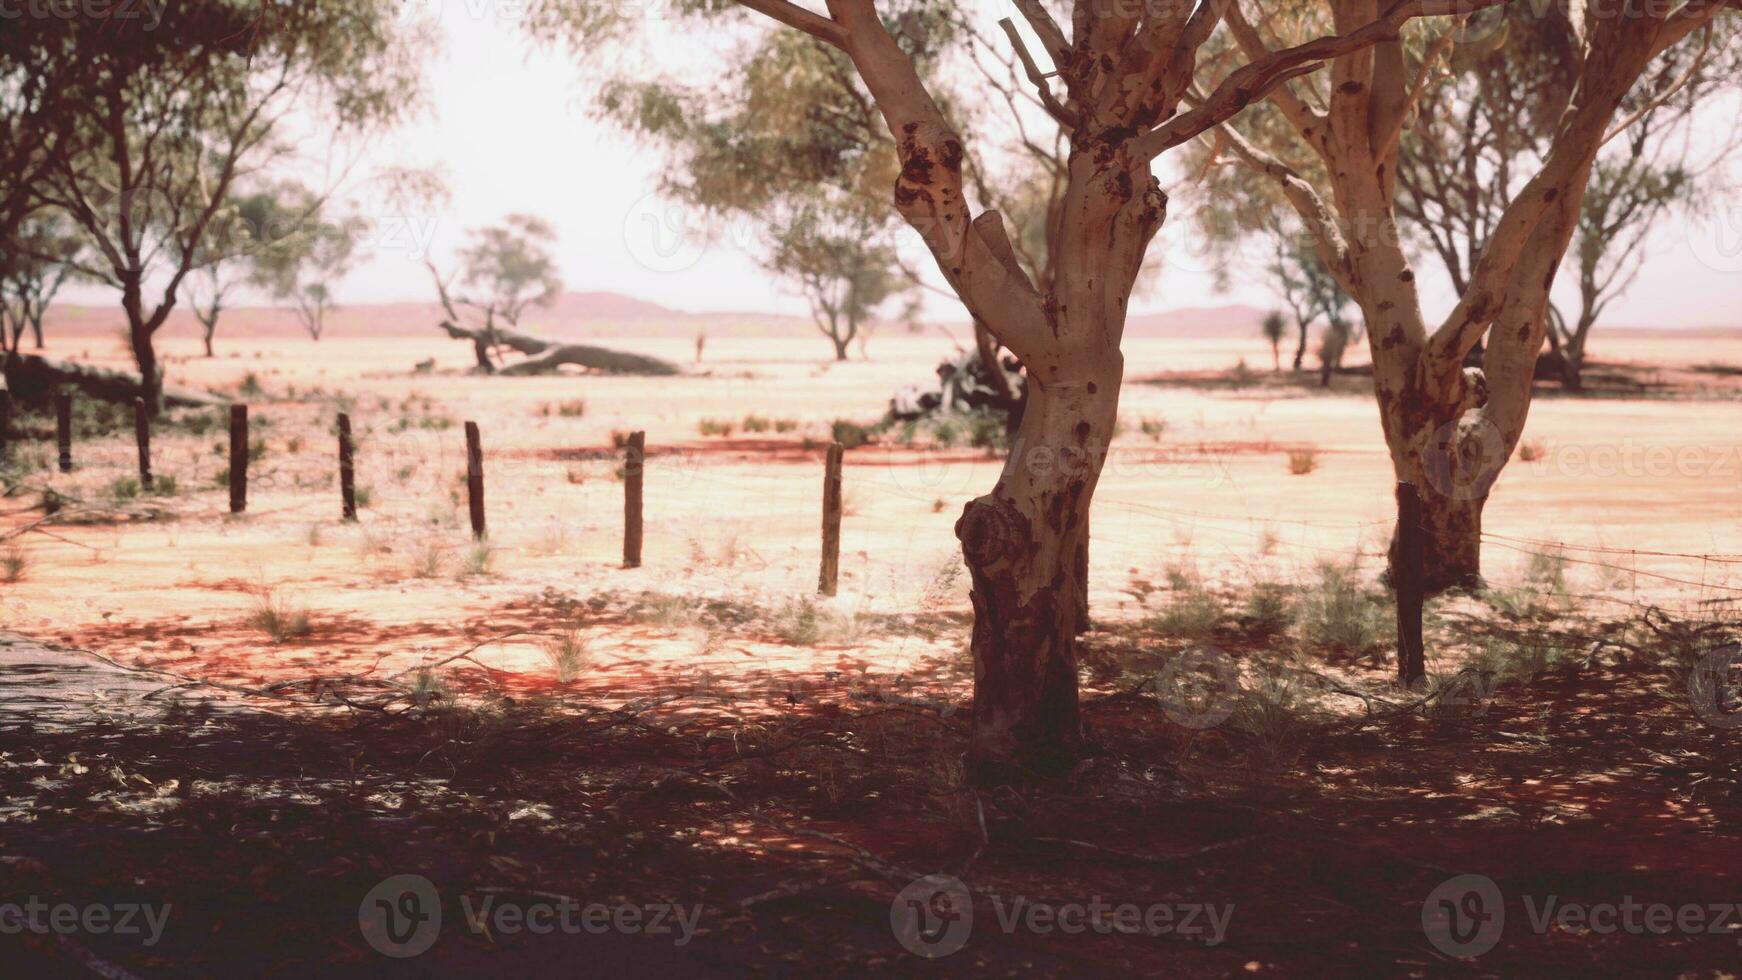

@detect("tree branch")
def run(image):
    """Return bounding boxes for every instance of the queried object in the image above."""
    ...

[1133,0,1508,161]
[734,0,845,47]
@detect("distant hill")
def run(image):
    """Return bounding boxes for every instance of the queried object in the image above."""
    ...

[1122,304,1268,339]
[42,290,818,341]
[41,293,1742,343]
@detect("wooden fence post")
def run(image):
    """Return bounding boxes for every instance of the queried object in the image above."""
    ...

[623,431,645,568]
[819,442,844,596]
[338,413,357,522]
[55,392,74,473]
[229,404,248,514]
[465,421,486,540]
[0,389,12,464]
[133,398,153,490]
[1395,481,1426,687]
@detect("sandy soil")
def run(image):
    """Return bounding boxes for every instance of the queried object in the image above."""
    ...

[4,330,1742,976]
[3,331,1740,700]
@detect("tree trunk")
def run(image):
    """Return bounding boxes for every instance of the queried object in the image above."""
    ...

[831,335,851,361]
[1560,316,1593,392]
[122,281,164,416]
[957,365,1120,781]
[29,317,44,350]
[132,327,162,417]
[1391,479,1486,594]
[1293,321,1308,371]
[1388,406,1500,595]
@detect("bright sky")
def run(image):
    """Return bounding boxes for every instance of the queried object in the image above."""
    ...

[66,6,1742,328]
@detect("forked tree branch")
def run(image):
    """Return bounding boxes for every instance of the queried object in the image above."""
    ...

[1132,0,1511,161]
[737,0,845,46]
[997,18,1077,127]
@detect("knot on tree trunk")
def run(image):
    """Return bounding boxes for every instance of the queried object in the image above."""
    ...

[956,495,1030,569]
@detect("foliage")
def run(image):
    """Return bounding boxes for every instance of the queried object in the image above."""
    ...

[454,214,563,329]
[30,0,428,408]
[246,193,367,342]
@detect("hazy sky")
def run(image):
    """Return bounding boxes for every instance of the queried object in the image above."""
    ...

[68,5,1742,328]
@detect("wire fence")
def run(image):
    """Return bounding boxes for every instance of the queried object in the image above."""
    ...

[6,396,1739,620]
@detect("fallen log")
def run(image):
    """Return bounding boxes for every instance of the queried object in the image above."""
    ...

[439,321,680,377]
[2,354,222,409]
[498,344,682,377]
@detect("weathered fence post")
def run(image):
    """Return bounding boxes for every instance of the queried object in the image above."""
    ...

[623,431,645,568]
[55,392,73,473]
[338,413,357,522]
[133,398,153,490]
[1395,481,1426,687]
[0,389,12,464]
[465,421,486,540]
[819,442,844,596]
[229,404,248,514]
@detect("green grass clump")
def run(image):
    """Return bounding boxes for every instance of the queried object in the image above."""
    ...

[1149,586,1225,640]
[1300,561,1389,652]
[247,589,313,642]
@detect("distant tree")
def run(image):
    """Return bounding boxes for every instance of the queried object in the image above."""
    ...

[772,205,904,361]
[0,212,83,355]
[1261,310,1287,372]
[584,30,919,361]
[186,185,318,356]
[35,1,425,411]
[428,214,563,371]
[457,214,563,331]
[1395,10,1742,390]
[251,207,367,342]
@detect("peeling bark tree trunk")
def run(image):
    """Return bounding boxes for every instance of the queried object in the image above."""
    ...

[946,130,1162,777]
[958,364,1122,779]
[1392,415,1494,593]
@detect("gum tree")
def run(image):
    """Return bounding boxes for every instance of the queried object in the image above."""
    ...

[1393,6,1740,391]
[551,0,1496,777]
[1202,0,1735,592]
[37,1,425,412]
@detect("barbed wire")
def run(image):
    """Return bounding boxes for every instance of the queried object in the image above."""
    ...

[9,420,1741,603]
